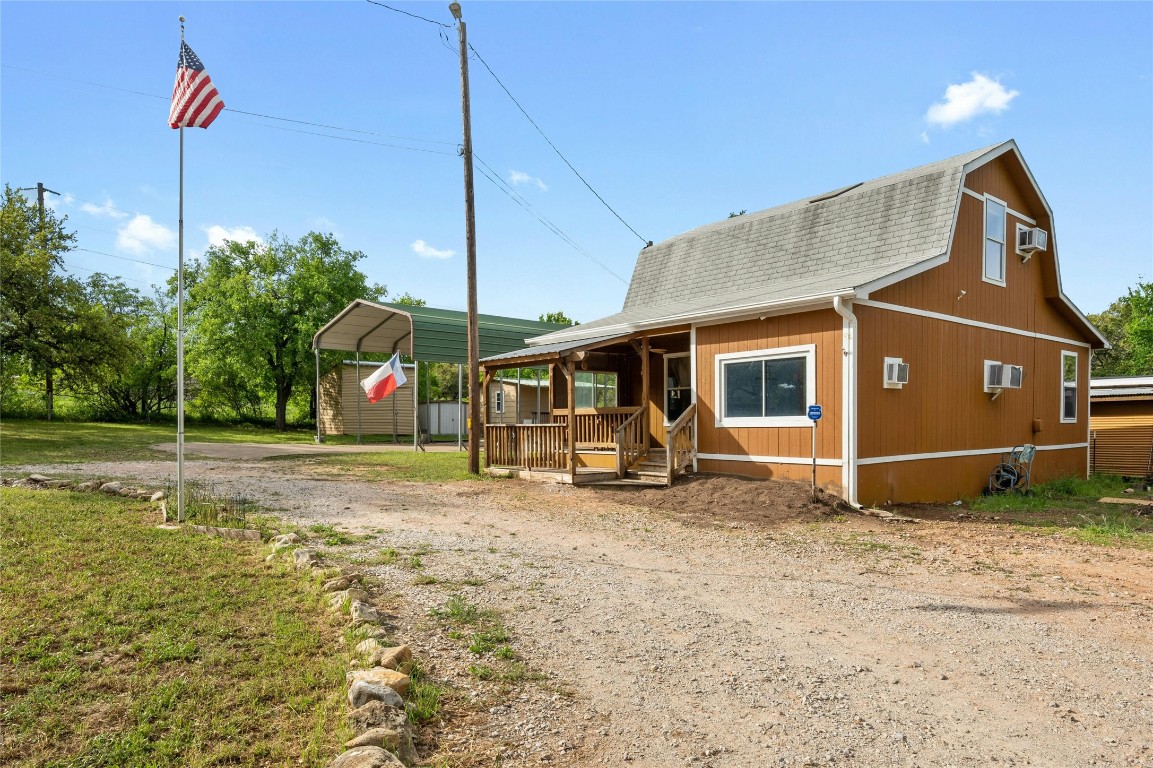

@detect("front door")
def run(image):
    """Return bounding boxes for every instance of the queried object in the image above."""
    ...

[664,353,691,425]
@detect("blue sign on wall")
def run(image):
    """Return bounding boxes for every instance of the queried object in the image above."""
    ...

[807,404,822,421]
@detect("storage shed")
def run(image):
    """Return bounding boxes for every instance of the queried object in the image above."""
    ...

[318,361,417,440]
[1090,376,1153,478]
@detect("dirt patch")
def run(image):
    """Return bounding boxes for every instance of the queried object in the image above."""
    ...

[594,473,847,529]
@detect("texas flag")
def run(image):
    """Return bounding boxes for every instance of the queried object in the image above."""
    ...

[361,353,408,403]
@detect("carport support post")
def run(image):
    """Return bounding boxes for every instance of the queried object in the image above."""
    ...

[457,364,463,451]
[355,352,362,445]
[314,348,321,443]
[413,360,419,452]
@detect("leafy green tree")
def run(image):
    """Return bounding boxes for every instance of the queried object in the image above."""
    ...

[185,231,383,430]
[0,184,81,419]
[1089,280,1153,377]
[69,277,177,420]
[539,310,577,326]
[392,293,426,307]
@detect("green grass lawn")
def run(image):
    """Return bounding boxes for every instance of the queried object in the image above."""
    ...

[0,488,349,766]
[0,419,317,466]
[961,474,1153,548]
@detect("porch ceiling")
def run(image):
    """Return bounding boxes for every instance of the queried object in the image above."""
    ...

[480,332,633,369]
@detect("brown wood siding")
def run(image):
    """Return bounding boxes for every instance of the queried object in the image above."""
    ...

[1090,400,1153,476]
[870,155,1084,342]
[858,447,1087,505]
[694,309,843,462]
[856,304,1089,459]
[697,459,842,492]
[318,364,415,437]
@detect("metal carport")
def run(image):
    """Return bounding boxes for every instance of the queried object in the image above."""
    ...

[313,299,567,447]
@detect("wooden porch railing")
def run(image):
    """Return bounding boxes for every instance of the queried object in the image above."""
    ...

[485,424,568,471]
[665,403,696,486]
[615,406,646,477]
[552,407,637,446]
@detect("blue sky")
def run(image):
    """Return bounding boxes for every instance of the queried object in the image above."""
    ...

[3,1,1150,323]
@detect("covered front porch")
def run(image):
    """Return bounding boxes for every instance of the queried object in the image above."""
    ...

[479,328,696,486]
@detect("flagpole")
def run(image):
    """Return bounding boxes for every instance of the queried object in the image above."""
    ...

[176,18,186,523]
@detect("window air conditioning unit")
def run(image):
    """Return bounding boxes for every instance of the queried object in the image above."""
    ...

[1017,226,1048,255]
[985,361,1024,393]
[883,357,909,389]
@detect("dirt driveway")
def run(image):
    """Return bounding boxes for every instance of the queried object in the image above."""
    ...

[15,458,1153,767]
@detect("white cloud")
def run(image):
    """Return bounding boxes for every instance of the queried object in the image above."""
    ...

[80,195,129,219]
[411,239,455,260]
[203,224,262,248]
[116,214,176,254]
[920,131,930,144]
[926,73,1019,128]
[44,192,73,212]
[509,170,548,191]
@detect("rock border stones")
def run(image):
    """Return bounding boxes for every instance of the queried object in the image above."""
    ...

[267,538,420,767]
[1,472,166,502]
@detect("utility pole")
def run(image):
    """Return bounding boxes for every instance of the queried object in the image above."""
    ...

[449,1,481,475]
[18,182,61,421]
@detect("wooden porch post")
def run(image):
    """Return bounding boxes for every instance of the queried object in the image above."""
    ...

[481,368,494,467]
[565,360,576,483]
[641,335,650,454]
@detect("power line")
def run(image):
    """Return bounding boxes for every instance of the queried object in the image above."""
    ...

[61,261,156,287]
[1,64,456,150]
[359,2,649,246]
[465,43,650,246]
[473,155,626,284]
[73,247,175,272]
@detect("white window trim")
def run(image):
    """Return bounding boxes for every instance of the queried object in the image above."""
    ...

[714,343,816,428]
[982,193,1008,287]
[492,388,504,414]
[663,352,691,426]
[1060,350,1078,423]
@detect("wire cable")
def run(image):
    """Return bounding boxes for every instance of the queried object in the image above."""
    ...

[466,43,650,246]
[364,0,450,28]
[74,247,175,272]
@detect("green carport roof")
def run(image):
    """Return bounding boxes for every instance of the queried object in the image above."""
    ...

[313,299,569,365]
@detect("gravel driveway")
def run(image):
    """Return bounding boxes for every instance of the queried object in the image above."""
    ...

[14,458,1152,767]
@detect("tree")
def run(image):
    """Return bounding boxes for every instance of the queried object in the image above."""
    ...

[1089,280,1153,377]
[70,277,177,420]
[0,184,81,419]
[539,310,577,326]
[185,231,383,430]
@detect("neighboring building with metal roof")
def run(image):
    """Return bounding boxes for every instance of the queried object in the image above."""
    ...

[479,140,1108,503]
[1090,376,1153,478]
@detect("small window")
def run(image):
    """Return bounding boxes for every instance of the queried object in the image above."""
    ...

[1061,351,1077,422]
[574,371,618,409]
[492,388,504,414]
[715,344,815,428]
[983,196,1007,285]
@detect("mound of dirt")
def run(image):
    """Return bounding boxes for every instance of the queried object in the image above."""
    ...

[593,472,847,529]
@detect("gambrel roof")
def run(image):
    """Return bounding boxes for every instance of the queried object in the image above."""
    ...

[519,140,1105,351]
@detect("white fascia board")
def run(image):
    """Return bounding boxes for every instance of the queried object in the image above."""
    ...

[526,291,852,345]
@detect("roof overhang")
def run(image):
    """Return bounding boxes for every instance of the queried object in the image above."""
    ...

[314,300,413,356]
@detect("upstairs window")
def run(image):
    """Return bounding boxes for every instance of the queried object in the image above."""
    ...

[983,195,1007,285]
[1061,351,1077,422]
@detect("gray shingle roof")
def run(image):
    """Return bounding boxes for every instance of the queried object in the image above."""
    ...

[528,143,1003,347]
[623,144,998,313]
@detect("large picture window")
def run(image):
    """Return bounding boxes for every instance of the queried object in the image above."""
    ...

[574,371,618,409]
[1061,351,1077,423]
[983,195,1007,285]
[715,344,815,428]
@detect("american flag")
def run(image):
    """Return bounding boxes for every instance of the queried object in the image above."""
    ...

[168,40,224,129]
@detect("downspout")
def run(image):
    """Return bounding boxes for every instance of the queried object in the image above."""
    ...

[833,296,861,508]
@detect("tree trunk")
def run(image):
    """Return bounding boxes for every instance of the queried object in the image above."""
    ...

[45,369,54,421]
[275,385,291,432]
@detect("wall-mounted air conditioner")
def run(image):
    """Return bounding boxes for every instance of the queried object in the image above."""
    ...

[1017,225,1048,256]
[985,360,1024,394]
[883,357,909,389]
